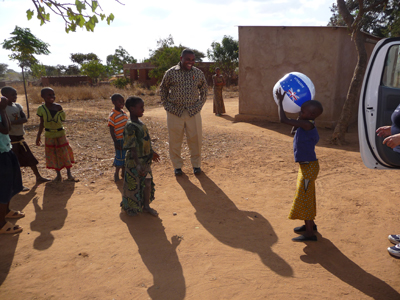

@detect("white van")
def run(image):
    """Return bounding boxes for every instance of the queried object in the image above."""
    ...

[359,37,400,169]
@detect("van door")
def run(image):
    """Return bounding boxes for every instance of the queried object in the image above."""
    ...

[358,37,400,169]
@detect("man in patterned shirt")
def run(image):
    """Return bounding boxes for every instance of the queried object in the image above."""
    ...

[160,49,208,176]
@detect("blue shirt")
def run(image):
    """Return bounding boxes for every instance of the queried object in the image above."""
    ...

[0,115,11,153]
[390,104,400,153]
[293,122,319,162]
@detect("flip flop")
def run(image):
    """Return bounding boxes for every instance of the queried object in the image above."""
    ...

[0,221,23,234]
[5,210,25,219]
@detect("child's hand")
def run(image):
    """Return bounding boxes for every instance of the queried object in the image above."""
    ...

[383,133,400,148]
[152,152,160,162]
[376,126,392,138]
[0,97,8,110]
[36,136,41,146]
[275,88,286,104]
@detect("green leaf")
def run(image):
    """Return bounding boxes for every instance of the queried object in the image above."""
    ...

[100,13,105,21]
[92,0,98,12]
[26,10,34,21]
[75,0,86,14]
[106,14,115,25]
[77,15,85,27]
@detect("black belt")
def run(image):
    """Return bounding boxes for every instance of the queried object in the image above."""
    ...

[45,128,64,132]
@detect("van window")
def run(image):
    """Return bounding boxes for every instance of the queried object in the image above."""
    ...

[382,45,400,88]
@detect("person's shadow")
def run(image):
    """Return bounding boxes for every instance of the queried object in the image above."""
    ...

[301,235,400,298]
[0,185,40,285]
[120,213,186,300]
[176,173,293,277]
[30,181,75,250]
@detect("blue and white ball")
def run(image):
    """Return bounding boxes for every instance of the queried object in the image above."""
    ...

[273,72,315,113]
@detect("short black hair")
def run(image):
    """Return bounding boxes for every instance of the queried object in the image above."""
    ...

[125,96,144,110]
[181,49,195,58]
[1,86,16,96]
[41,87,54,97]
[302,100,323,116]
[111,93,124,102]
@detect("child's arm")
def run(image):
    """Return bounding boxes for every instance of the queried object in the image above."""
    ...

[276,88,314,131]
[383,133,400,149]
[0,97,10,134]
[109,126,121,150]
[36,116,44,146]
[11,108,28,125]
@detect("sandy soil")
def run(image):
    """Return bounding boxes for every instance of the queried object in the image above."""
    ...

[0,95,400,300]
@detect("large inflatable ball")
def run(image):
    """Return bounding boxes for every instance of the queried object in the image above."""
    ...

[273,72,315,113]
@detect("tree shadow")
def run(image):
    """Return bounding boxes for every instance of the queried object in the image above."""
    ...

[176,173,293,277]
[30,181,75,250]
[120,213,186,300]
[300,235,400,298]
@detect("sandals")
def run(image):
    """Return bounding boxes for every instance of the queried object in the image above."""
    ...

[0,221,23,234]
[294,224,317,233]
[5,210,25,219]
[143,207,158,217]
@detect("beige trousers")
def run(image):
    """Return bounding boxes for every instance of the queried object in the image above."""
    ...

[166,110,202,169]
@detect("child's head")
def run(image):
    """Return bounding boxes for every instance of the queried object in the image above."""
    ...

[111,93,125,111]
[125,96,144,118]
[299,100,323,120]
[41,87,55,104]
[1,86,17,103]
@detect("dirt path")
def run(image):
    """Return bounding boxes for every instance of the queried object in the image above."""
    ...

[1,97,400,299]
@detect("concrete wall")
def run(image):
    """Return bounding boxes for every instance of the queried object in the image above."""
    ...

[236,26,380,128]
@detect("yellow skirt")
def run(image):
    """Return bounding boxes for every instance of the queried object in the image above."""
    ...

[288,160,319,220]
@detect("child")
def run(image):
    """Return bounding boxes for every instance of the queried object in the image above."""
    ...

[120,96,160,217]
[0,96,24,234]
[36,87,78,182]
[2,86,50,189]
[108,93,128,182]
[276,88,323,242]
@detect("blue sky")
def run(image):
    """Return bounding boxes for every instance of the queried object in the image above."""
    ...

[0,0,335,71]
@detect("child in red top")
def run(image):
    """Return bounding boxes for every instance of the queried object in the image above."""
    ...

[108,94,128,182]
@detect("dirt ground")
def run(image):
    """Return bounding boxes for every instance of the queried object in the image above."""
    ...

[0,95,400,300]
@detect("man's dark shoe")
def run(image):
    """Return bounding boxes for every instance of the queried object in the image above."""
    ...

[174,168,183,176]
[193,167,201,175]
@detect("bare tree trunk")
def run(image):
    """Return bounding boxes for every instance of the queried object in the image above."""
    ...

[331,30,368,144]
[21,67,30,118]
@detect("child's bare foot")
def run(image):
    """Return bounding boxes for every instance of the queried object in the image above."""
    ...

[143,206,158,217]
[36,176,51,183]
[66,176,79,182]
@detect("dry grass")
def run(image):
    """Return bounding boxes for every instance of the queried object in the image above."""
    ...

[12,82,239,108]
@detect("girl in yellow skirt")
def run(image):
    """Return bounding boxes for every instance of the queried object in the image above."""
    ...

[36,88,78,182]
[276,88,323,242]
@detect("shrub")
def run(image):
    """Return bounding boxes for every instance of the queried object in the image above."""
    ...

[111,77,130,89]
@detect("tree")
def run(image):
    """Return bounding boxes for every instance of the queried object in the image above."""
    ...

[0,63,8,78]
[328,0,400,37]
[329,0,390,145]
[207,35,239,86]
[27,0,120,33]
[30,63,46,79]
[70,52,100,65]
[147,35,206,82]
[80,60,106,83]
[106,46,137,75]
[2,26,50,117]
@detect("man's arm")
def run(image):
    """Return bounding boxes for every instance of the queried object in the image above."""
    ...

[159,71,171,107]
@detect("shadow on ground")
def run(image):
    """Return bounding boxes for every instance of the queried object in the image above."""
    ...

[301,235,400,298]
[176,173,293,277]
[30,181,75,250]
[120,213,186,300]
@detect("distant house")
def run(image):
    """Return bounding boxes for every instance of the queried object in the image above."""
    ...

[124,62,217,87]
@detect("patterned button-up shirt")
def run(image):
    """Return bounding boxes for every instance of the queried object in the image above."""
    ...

[160,63,208,117]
